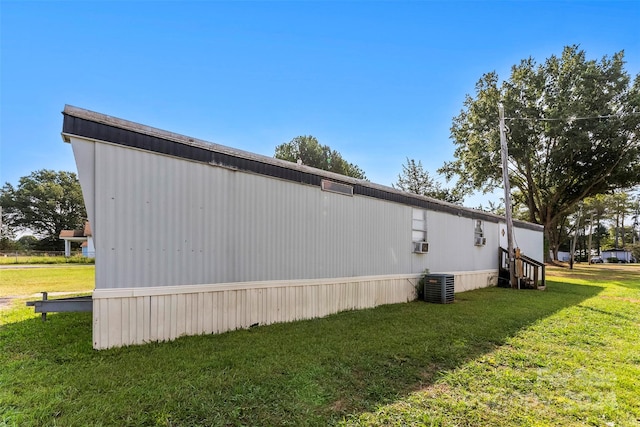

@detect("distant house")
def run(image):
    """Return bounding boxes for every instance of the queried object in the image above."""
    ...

[59,221,94,258]
[601,249,634,263]
[80,222,95,257]
[62,105,544,349]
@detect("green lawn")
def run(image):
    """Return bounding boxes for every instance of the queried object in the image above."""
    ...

[0,266,94,296]
[0,266,94,326]
[1,265,638,426]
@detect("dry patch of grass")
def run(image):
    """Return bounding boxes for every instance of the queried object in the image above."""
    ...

[546,263,639,282]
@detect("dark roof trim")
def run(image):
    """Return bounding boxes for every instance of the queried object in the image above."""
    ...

[61,106,543,232]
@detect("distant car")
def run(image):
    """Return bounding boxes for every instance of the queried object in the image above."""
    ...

[590,257,604,264]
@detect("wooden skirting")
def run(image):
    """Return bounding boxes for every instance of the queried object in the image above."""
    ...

[447,270,499,292]
[91,271,498,349]
[92,274,419,349]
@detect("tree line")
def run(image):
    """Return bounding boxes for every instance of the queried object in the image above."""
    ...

[1,170,87,251]
[2,46,638,261]
[562,192,640,262]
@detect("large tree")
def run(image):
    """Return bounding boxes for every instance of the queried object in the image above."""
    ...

[393,158,462,204]
[275,135,367,179]
[608,190,635,248]
[0,170,87,249]
[440,46,640,260]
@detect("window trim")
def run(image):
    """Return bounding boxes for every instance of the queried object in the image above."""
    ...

[412,208,428,253]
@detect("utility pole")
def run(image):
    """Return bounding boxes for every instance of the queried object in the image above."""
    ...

[498,104,516,288]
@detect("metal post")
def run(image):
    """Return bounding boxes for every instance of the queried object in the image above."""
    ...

[633,198,639,246]
[41,292,48,321]
[587,211,594,263]
[498,103,516,288]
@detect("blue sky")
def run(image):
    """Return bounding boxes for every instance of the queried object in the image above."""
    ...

[1,1,639,208]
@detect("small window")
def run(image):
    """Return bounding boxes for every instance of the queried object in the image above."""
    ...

[412,208,428,252]
[321,179,353,196]
[474,220,486,246]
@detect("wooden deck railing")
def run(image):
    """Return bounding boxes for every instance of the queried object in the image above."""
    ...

[499,247,546,289]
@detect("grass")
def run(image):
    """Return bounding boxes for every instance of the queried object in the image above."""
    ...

[1,264,638,426]
[0,266,94,326]
[0,255,94,265]
[0,266,94,296]
[346,264,640,426]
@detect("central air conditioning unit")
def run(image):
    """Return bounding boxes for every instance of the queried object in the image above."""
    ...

[474,236,487,246]
[413,241,429,253]
[424,274,455,304]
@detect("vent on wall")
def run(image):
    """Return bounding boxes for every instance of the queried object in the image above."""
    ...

[413,241,429,253]
[424,274,455,304]
[321,179,353,196]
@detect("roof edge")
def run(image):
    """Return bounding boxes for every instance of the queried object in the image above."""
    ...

[62,105,543,232]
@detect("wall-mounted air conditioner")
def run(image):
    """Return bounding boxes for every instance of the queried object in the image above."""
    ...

[414,241,429,253]
[474,237,487,246]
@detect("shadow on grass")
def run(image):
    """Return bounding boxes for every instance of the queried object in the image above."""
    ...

[577,303,639,322]
[0,280,603,426]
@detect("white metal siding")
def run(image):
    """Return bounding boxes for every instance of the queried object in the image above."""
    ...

[498,222,544,263]
[513,226,544,263]
[78,140,413,289]
[71,137,542,291]
[418,212,499,274]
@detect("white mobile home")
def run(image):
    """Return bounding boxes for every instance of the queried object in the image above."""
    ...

[62,105,544,349]
[601,249,634,263]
